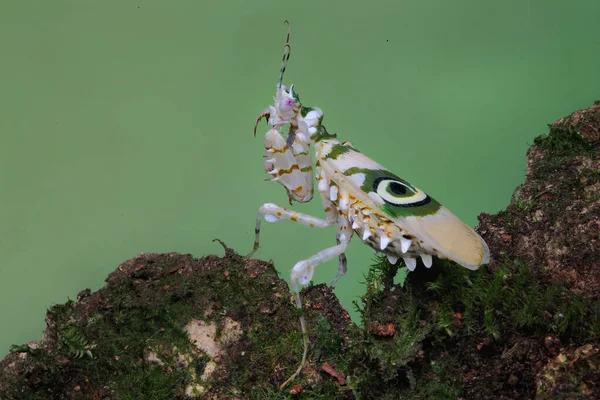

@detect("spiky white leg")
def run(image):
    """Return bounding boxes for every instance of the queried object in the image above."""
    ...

[248,160,338,259]
[273,176,348,388]
[290,242,350,290]
[281,240,349,389]
[246,202,337,258]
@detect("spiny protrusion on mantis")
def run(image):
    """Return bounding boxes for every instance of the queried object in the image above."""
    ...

[400,237,412,253]
[421,253,433,268]
[379,235,392,250]
[404,257,417,271]
[387,254,399,264]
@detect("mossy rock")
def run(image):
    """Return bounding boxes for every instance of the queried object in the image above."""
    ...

[0,248,353,399]
[345,101,599,399]
[1,102,599,399]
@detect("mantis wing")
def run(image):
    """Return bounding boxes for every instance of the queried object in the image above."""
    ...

[319,141,489,270]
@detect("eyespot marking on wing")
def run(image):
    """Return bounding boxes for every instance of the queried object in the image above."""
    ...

[322,148,489,269]
[373,177,430,207]
[341,167,442,218]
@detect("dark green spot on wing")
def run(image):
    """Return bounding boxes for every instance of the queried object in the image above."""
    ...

[343,167,441,217]
[310,125,337,142]
[326,144,359,160]
[300,106,313,117]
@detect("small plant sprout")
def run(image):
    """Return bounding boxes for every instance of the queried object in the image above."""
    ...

[247,21,490,389]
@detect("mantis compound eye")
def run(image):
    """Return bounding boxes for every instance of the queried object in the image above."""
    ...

[374,177,431,207]
[278,87,300,114]
[278,95,297,112]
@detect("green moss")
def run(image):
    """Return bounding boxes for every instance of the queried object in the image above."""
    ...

[352,254,397,319]
[347,256,443,397]
[312,315,347,371]
[403,357,462,400]
[421,258,599,344]
[534,122,594,158]
[520,114,599,233]
[346,251,600,398]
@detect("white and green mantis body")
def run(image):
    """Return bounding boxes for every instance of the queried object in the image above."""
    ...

[248,22,490,389]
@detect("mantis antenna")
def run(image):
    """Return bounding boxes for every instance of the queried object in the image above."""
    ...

[253,20,292,138]
[278,20,291,89]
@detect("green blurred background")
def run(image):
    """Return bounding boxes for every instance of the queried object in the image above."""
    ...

[1,0,599,358]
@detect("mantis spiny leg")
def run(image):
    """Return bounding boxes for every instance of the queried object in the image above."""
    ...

[246,202,336,258]
[280,211,352,389]
[247,169,338,258]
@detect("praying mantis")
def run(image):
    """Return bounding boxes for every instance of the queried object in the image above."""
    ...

[247,22,490,389]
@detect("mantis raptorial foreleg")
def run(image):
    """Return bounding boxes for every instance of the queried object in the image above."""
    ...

[247,170,338,258]
[246,203,335,258]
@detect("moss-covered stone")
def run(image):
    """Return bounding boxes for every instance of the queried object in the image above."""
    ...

[1,101,598,399]
[0,248,353,399]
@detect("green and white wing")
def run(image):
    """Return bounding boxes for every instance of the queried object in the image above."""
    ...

[320,142,490,270]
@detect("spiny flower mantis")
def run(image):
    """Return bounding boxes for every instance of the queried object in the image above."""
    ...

[247,21,490,389]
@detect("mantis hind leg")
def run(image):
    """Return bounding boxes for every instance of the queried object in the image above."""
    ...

[330,213,352,288]
[281,240,349,389]
[330,250,348,288]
